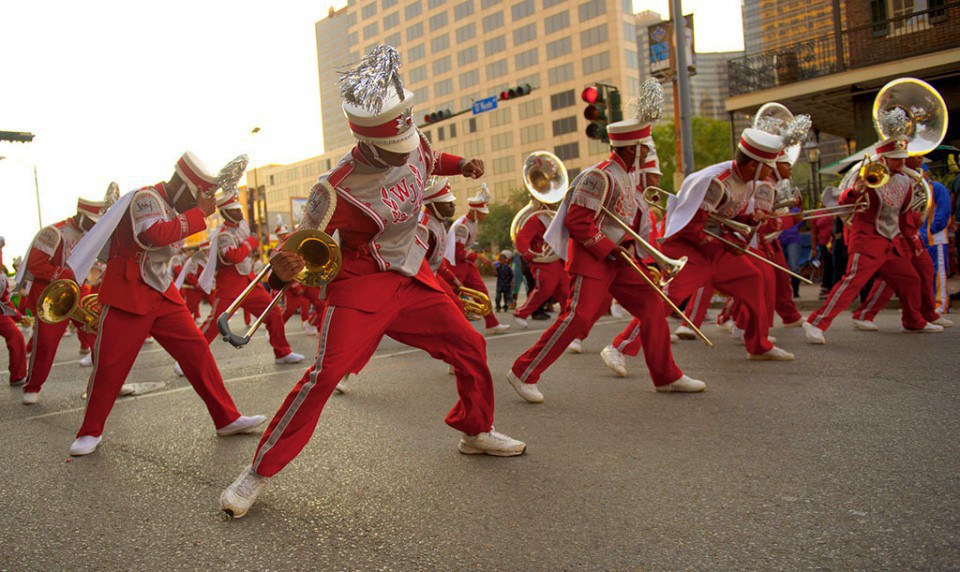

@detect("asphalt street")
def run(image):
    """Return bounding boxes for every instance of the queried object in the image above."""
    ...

[1,290,958,570]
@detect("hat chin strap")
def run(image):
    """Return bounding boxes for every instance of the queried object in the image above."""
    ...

[170,182,192,207]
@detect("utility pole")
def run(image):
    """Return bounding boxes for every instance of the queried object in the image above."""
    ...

[670,0,695,178]
[33,165,42,228]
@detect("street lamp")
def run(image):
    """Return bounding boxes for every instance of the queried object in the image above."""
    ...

[0,155,42,228]
[804,138,821,208]
[249,127,267,251]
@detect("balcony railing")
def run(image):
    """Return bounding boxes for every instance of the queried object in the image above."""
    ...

[728,2,960,96]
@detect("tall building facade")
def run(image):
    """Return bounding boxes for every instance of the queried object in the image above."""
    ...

[741,0,836,54]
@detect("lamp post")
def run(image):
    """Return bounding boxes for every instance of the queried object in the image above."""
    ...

[249,127,267,252]
[0,155,42,228]
[805,138,821,209]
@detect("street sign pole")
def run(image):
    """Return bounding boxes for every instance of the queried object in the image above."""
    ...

[671,0,695,178]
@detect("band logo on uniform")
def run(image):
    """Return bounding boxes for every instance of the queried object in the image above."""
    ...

[379,165,425,224]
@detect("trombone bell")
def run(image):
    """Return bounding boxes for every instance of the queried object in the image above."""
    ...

[36,279,101,332]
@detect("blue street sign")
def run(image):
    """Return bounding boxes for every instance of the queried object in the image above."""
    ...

[472,96,498,115]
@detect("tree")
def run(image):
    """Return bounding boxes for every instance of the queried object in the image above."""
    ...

[476,187,528,252]
[652,117,733,192]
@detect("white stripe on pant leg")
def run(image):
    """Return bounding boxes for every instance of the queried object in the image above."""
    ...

[82,306,110,413]
[813,253,860,329]
[859,280,887,319]
[25,320,40,383]
[520,276,583,382]
[253,307,336,473]
[935,246,948,314]
[198,297,220,337]
[688,287,705,323]
[616,322,641,352]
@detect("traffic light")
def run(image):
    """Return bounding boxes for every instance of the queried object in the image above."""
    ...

[498,83,533,101]
[0,131,35,143]
[422,109,453,124]
[582,85,608,141]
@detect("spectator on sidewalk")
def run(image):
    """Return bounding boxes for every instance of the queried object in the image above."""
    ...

[495,250,514,312]
[811,210,836,299]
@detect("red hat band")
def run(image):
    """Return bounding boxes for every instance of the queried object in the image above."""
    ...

[739,138,779,162]
[609,124,652,143]
[876,138,907,155]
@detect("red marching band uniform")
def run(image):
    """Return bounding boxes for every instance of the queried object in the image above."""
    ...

[511,205,568,326]
[18,200,103,401]
[420,177,466,310]
[64,152,265,456]
[1,246,27,385]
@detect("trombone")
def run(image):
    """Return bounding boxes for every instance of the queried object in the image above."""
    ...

[458,286,493,317]
[597,206,712,347]
[217,229,341,348]
[36,279,101,332]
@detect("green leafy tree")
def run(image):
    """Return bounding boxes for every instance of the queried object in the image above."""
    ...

[652,117,733,192]
[477,188,528,252]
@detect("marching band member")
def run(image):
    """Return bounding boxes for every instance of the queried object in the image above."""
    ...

[65,152,266,456]
[512,197,567,329]
[444,187,510,334]
[221,46,526,519]
[196,194,305,365]
[275,223,318,335]
[420,177,465,309]
[1,244,27,386]
[803,132,940,343]
[176,244,208,322]
[17,198,103,404]
[920,164,953,317]
[507,83,706,403]
[850,157,953,330]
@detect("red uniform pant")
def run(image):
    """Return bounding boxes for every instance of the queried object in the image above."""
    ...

[767,241,803,324]
[183,287,204,320]
[0,316,27,381]
[24,318,95,393]
[200,284,292,358]
[451,262,500,329]
[513,261,569,319]
[808,241,924,331]
[660,238,773,356]
[250,278,495,477]
[281,290,312,324]
[511,264,682,386]
[728,252,777,331]
[78,298,241,438]
[852,247,940,323]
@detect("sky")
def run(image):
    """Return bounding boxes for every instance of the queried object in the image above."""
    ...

[0,0,743,260]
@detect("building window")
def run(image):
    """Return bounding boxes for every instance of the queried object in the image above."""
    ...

[625,50,638,69]
[550,89,575,110]
[435,78,454,97]
[484,35,507,57]
[269,175,275,186]
[547,63,574,85]
[513,23,537,46]
[384,32,401,46]
[406,22,423,41]
[456,22,476,42]
[546,36,571,59]
[552,116,577,136]
[491,132,514,151]
[454,0,475,18]
[554,142,580,161]
[516,72,540,89]
[438,126,446,141]
[544,10,569,34]
[514,48,539,70]
[467,117,478,133]
[382,0,398,8]
[429,11,449,31]
[488,107,513,128]
[363,22,379,39]
[347,32,359,46]
[578,0,606,22]
[457,46,478,66]
[481,0,501,8]
[623,22,636,41]
[432,56,452,75]
[383,12,400,29]
[408,64,428,83]
[485,59,508,80]
[542,0,564,8]
[422,130,431,142]
[493,156,515,174]
[461,93,480,108]
[582,51,611,74]
[482,11,504,33]
[362,3,378,19]
[459,69,480,89]
[405,1,423,19]
[429,0,447,7]
[511,0,535,20]
[463,138,484,156]
[408,43,426,61]
[449,123,457,138]
[518,98,543,119]
[580,23,608,49]
[520,124,544,144]
[431,34,450,53]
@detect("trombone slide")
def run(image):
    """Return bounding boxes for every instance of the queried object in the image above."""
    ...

[217,264,275,348]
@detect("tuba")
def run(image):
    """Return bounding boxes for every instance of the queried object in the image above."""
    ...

[510,151,568,263]
[872,78,948,157]
[36,279,101,332]
[458,286,493,317]
[753,102,801,165]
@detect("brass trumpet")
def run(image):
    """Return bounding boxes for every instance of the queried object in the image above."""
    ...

[218,229,341,348]
[457,286,493,317]
[36,279,101,332]
[859,156,890,188]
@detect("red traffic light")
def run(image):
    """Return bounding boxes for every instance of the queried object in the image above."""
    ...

[584,104,605,121]
[499,83,533,101]
[581,86,601,104]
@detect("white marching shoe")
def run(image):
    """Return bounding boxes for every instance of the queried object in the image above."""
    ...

[670,333,680,343]
[901,322,944,334]
[79,353,93,367]
[782,317,804,328]
[600,345,628,378]
[514,316,529,329]
[221,466,268,518]
[173,362,185,377]
[748,346,796,361]
[656,375,707,393]
[852,319,879,331]
[22,392,39,405]
[803,321,826,345]
[302,322,318,336]
[458,428,526,456]
[10,377,27,387]
[505,371,544,403]
[275,352,305,365]
[610,302,626,319]
[566,338,582,354]
[730,325,745,345]
[486,324,511,335]
[334,373,350,394]
[932,316,954,328]
[69,435,102,456]
[119,384,135,397]
[717,319,733,333]
[674,324,697,340]
[216,415,268,437]
[144,337,155,344]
